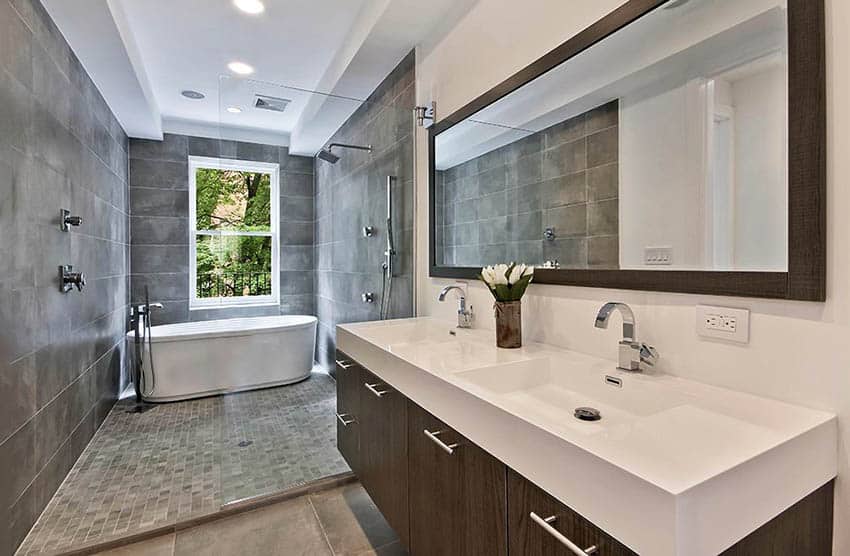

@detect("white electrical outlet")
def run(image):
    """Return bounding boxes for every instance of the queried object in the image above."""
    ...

[696,305,749,343]
[644,246,672,266]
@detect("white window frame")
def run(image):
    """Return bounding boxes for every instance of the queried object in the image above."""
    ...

[188,156,280,309]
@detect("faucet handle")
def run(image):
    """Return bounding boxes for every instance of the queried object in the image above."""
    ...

[639,343,659,367]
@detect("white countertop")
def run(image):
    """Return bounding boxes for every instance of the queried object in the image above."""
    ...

[337,317,837,555]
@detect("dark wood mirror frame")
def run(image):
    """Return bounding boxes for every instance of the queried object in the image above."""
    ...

[428,0,825,301]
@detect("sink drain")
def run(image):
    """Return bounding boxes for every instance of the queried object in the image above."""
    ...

[238,440,253,448]
[574,407,601,422]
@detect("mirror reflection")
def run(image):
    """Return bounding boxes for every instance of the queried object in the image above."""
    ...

[434,0,788,271]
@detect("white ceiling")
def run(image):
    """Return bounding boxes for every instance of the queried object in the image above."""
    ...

[42,0,477,154]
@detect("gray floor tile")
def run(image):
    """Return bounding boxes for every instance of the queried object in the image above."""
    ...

[173,498,332,556]
[93,534,175,556]
[17,373,349,555]
[310,484,399,556]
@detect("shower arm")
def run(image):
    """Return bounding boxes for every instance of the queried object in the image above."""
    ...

[328,143,372,153]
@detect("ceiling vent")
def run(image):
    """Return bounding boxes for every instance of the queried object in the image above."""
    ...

[254,94,291,113]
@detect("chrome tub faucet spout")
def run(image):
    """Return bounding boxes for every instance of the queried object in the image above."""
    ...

[594,302,658,372]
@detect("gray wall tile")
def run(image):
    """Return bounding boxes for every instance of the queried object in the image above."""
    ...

[437,100,619,270]
[129,187,189,217]
[128,134,316,324]
[129,158,188,190]
[129,133,187,162]
[0,2,129,550]
[588,199,619,236]
[314,50,415,369]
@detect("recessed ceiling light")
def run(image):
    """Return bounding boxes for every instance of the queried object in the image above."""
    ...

[226,106,243,114]
[234,0,264,14]
[227,61,255,75]
[181,90,205,100]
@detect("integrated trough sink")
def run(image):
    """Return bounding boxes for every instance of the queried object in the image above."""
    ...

[337,317,837,555]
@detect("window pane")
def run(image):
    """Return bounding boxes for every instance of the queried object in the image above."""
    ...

[195,234,220,299]
[195,168,272,232]
[196,234,273,299]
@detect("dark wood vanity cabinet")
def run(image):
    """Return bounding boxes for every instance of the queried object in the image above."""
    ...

[334,355,361,474]
[408,402,508,556]
[335,351,833,555]
[508,469,636,556]
[357,367,410,547]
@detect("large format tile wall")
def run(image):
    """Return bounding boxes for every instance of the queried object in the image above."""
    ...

[129,134,315,324]
[314,51,415,368]
[435,100,619,268]
[0,0,129,553]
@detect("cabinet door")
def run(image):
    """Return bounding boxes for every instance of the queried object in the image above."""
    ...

[359,369,409,548]
[334,352,361,474]
[409,402,507,556]
[508,469,636,556]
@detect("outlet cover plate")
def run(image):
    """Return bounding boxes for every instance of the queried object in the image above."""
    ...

[644,246,672,265]
[696,305,749,343]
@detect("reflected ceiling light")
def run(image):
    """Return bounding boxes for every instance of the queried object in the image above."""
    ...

[234,0,265,14]
[227,61,254,75]
[181,90,205,100]
[226,106,242,114]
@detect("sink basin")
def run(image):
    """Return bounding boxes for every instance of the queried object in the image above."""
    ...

[353,319,467,347]
[456,358,688,435]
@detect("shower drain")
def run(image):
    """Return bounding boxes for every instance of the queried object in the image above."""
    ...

[238,440,254,448]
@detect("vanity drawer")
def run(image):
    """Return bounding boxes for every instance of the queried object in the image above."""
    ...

[508,469,636,556]
[334,351,361,474]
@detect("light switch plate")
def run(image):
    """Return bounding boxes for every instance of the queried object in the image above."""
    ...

[644,246,672,265]
[696,305,750,343]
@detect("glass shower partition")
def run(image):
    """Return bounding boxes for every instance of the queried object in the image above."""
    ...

[211,74,416,505]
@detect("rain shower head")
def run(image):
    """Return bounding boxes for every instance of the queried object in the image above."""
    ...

[316,143,372,164]
[317,148,340,164]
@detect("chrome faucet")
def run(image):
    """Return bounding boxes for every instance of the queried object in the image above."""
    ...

[438,285,474,328]
[594,302,658,372]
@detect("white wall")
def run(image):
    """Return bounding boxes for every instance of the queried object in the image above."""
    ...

[619,79,704,268]
[731,64,788,269]
[414,0,850,553]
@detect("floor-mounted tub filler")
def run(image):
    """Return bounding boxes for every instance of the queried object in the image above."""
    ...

[127,315,317,402]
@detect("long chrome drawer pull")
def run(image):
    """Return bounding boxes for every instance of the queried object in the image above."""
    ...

[529,512,598,555]
[365,382,390,397]
[335,359,356,369]
[336,413,355,426]
[423,429,460,455]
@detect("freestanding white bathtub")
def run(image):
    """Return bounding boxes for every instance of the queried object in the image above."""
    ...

[127,315,317,402]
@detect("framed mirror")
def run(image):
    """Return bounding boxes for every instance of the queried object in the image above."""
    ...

[429,0,825,300]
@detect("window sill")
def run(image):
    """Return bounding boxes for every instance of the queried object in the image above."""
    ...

[190,301,280,311]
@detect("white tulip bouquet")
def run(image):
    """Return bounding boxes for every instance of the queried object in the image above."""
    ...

[479,263,535,302]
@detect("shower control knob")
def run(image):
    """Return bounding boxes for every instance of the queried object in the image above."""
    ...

[60,209,83,231]
[59,265,86,293]
[361,292,375,304]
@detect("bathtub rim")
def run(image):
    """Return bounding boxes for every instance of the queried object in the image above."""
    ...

[125,315,317,344]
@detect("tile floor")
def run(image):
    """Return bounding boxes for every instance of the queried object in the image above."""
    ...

[17,373,350,555]
[93,483,405,556]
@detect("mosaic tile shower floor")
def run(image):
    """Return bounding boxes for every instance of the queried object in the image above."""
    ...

[17,373,350,555]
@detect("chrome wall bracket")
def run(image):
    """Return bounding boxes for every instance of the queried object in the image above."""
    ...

[414,101,436,127]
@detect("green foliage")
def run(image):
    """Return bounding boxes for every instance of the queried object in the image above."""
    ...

[195,168,273,298]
